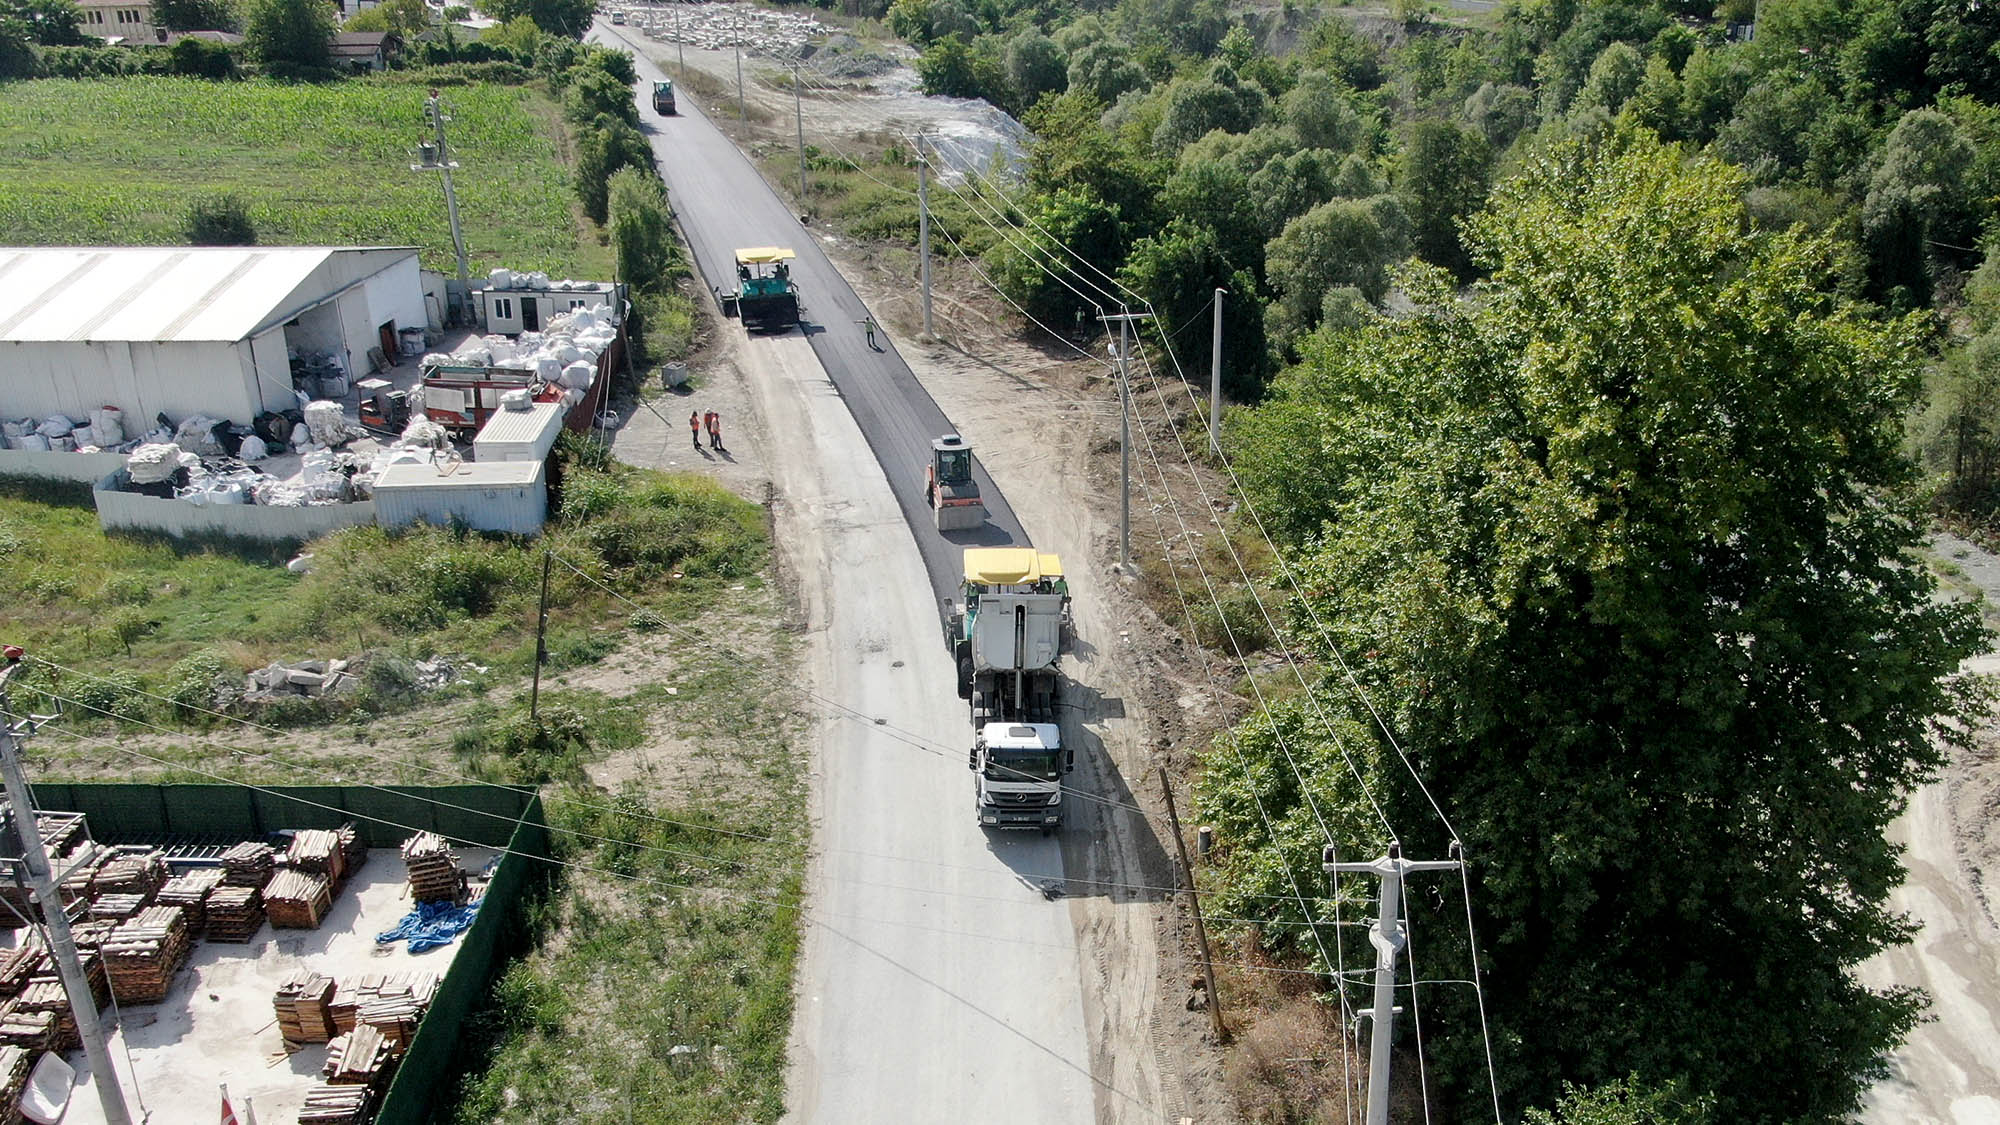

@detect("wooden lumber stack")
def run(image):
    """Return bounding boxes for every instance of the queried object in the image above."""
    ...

[274,971,338,1045]
[399,833,464,905]
[0,1044,28,1125]
[102,905,190,1004]
[0,945,45,1000]
[205,886,264,943]
[0,1002,56,1055]
[337,823,365,877]
[295,1084,372,1124]
[50,842,108,917]
[88,893,147,922]
[322,1023,394,1084]
[221,842,275,888]
[286,829,348,886]
[65,920,116,954]
[12,981,79,1053]
[156,868,224,937]
[264,870,333,930]
[90,850,167,901]
[28,950,106,1011]
[328,971,434,1036]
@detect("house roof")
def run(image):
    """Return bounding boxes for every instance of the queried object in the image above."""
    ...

[0,246,414,344]
[330,31,398,56]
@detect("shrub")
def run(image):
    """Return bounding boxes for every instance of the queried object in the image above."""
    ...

[68,672,145,722]
[185,194,256,245]
[165,650,235,720]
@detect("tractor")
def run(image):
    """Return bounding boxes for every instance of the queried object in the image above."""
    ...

[925,434,985,531]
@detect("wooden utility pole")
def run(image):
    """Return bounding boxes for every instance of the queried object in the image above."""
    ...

[529,551,552,724]
[1160,765,1225,1040]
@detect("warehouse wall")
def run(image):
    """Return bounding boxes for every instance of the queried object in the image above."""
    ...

[0,338,259,426]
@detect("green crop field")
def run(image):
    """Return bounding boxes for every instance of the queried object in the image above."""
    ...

[0,77,609,278]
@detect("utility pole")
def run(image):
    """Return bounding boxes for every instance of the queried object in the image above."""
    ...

[1209,287,1224,457]
[1099,308,1151,568]
[733,8,745,123]
[673,0,683,71]
[0,659,133,1125]
[1324,842,1463,1125]
[414,91,472,324]
[529,551,552,725]
[916,133,933,340]
[793,59,808,203]
[1159,766,1225,1040]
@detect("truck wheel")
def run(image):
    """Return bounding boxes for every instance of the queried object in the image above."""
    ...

[957,657,975,700]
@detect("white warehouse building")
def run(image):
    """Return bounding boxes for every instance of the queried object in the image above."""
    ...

[0,246,429,426]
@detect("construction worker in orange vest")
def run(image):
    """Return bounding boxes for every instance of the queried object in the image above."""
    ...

[689,410,701,449]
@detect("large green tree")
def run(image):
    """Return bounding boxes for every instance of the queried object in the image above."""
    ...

[242,0,332,78]
[480,0,591,38]
[1217,130,1986,1120]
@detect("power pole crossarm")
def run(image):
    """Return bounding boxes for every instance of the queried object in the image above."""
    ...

[1324,842,1462,1125]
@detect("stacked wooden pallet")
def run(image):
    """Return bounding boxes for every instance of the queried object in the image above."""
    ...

[400,834,465,904]
[0,1044,27,1125]
[156,869,224,937]
[0,814,89,926]
[90,850,168,900]
[205,886,264,943]
[358,990,427,1048]
[221,842,275,887]
[274,971,338,1045]
[88,893,148,922]
[29,949,106,1011]
[295,1084,372,1124]
[53,842,108,915]
[10,982,77,1052]
[102,906,190,1004]
[65,920,116,954]
[286,829,348,886]
[322,1022,395,1084]
[264,870,333,930]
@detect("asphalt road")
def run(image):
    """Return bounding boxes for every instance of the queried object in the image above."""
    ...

[597,26,1103,1124]
[608,32,1028,608]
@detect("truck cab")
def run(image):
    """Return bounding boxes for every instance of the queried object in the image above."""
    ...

[970,721,1071,833]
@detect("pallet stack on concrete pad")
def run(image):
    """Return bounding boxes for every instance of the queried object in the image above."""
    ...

[0,1044,26,1125]
[296,1083,372,1124]
[0,945,44,999]
[322,1022,395,1084]
[91,849,168,900]
[274,970,338,1045]
[88,893,147,922]
[66,919,116,955]
[222,841,276,887]
[337,823,365,877]
[102,905,190,1003]
[11,980,79,1052]
[265,869,333,929]
[205,885,264,943]
[156,868,224,937]
[287,828,349,888]
[0,1004,55,1056]
[400,833,466,904]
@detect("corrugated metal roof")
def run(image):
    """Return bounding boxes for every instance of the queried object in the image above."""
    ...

[0,247,401,344]
[374,460,545,489]
[471,402,566,448]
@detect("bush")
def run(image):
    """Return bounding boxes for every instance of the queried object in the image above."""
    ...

[68,672,146,722]
[165,650,235,720]
[168,36,236,78]
[185,194,256,245]
[1190,585,1274,653]
[449,702,591,784]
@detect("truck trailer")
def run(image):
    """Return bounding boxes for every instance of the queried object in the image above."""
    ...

[946,548,1074,832]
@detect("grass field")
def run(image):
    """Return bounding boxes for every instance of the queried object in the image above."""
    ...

[0,77,610,278]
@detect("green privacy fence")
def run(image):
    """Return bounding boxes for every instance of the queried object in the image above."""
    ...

[31,782,549,1125]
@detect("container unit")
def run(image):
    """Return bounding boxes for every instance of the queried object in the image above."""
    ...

[471,402,565,464]
[371,460,546,535]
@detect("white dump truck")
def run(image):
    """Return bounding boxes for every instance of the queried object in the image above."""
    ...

[945,548,1074,832]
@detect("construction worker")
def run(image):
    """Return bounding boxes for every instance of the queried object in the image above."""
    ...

[859,316,878,350]
[690,410,701,449]
[708,410,724,451]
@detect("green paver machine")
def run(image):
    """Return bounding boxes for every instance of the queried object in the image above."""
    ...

[720,247,800,332]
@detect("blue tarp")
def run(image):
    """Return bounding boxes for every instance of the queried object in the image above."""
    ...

[376,899,481,953]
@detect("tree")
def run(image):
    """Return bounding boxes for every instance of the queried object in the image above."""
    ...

[608,166,677,289]
[1220,129,1986,1121]
[342,0,426,37]
[480,0,592,38]
[1264,194,1409,336]
[573,114,652,224]
[1246,147,1353,239]
[1119,219,1268,397]
[1463,81,1536,148]
[152,0,236,31]
[242,0,332,77]
[1002,29,1065,109]
[167,33,236,76]
[0,0,84,45]
[1863,107,1978,304]
[988,188,1125,334]
[1151,71,1267,155]
[1064,37,1145,105]
[1397,119,1491,280]
[915,33,1004,101]
[564,62,639,127]
[1526,1077,1714,1125]
[1161,159,1264,274]
[1279,68,1368,154]
[1572,40,1644,116]
[478,14,544,58]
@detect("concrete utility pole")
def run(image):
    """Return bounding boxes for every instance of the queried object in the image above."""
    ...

[733,8,745,123]
[1324,842,1463,1125]
[673,0,683,71]
[793,59,808,202]
[414,91,471,322]
[0,660,133,1125]
[1209,287,1224,457]
[1099,308,1151,568]
[916,133,933,340]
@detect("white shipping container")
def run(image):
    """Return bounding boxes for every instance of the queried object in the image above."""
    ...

[372,460,547,535]
[471,401,566,464]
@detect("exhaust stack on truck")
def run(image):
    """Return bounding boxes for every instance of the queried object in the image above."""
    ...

[944,548,1073,833]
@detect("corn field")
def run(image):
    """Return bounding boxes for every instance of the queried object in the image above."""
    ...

[0,77,604,277]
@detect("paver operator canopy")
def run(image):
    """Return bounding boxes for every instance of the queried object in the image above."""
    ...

[726,247,800,332]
